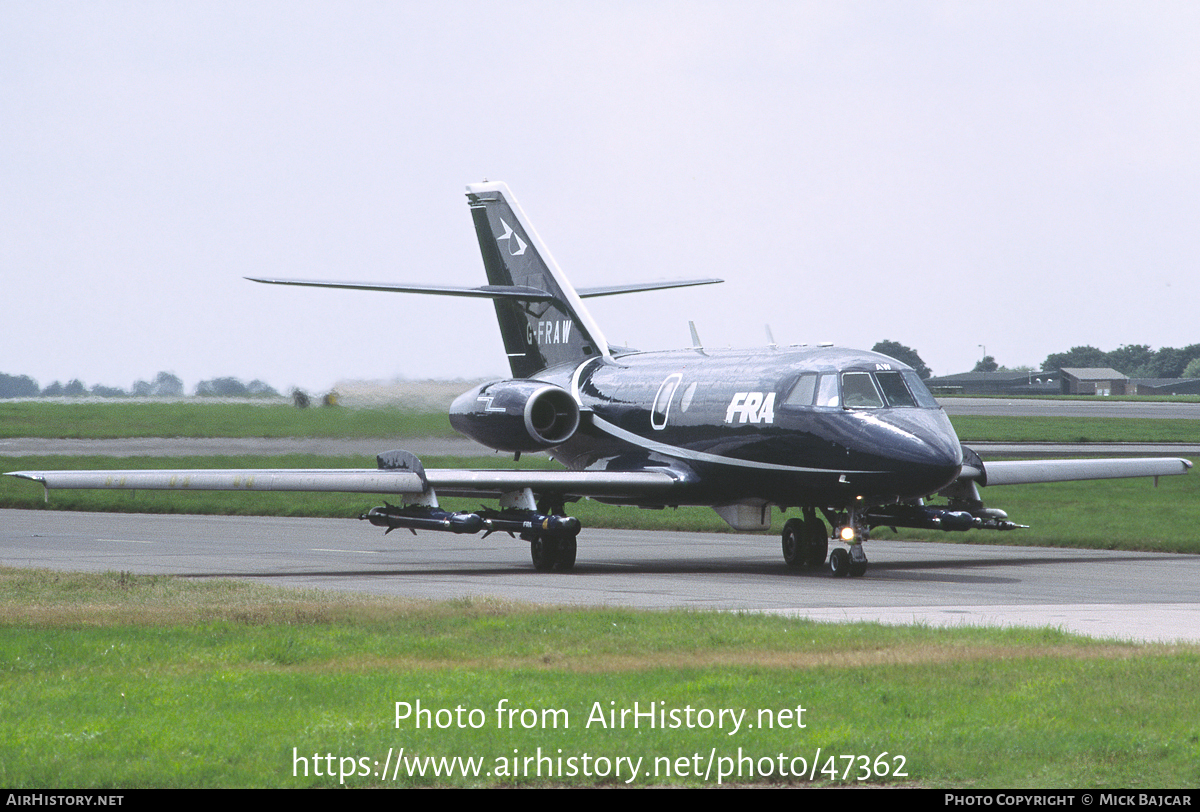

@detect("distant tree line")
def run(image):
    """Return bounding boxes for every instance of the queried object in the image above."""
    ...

[1041,344,1200,378]
[0,371,281,399]
[868,341,1200,381]
[871,341,932,379]
[969,356,1036,374]
[193,377,279,398]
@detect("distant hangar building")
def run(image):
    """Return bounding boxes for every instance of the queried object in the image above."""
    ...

[1061,368,1200,396]
[1059,368,1129,396]
[928,368,1200,396]
[925,370,1060,396]
[1127,377,1200,396]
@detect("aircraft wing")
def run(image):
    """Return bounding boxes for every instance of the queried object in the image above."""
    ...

[962,456,1192,487]
[5,467,686,500]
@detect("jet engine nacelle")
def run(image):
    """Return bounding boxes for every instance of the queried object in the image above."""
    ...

[449,380,581,452]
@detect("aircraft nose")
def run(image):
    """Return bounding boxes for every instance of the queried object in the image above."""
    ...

[857,409,963,495]
[902,411,962,487]
[920,433,964,482]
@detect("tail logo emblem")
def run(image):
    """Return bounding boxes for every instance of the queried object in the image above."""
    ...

[498,219,528,256]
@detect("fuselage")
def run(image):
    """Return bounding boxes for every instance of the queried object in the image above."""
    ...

[538,345,964,509]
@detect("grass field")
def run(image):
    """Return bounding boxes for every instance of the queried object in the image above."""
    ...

[2,569,1198,788]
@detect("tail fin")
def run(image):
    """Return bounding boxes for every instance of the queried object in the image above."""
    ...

[466,182,610,378]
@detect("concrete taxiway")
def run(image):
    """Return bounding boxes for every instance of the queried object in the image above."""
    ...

[3,509,1197,645]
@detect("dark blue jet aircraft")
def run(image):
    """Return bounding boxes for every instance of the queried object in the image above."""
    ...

[8,182,1191,576]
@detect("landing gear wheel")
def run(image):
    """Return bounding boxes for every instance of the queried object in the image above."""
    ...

[828,547,850,578]
[530,536,561,572]
[781,519,805,568]
[847,542,868,577]
[784,516,829,570]
[530,535,576,572]
[555,536,577,570]
[803,517,829,568]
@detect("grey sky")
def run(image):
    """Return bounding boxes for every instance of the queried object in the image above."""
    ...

[4,2,1198,394]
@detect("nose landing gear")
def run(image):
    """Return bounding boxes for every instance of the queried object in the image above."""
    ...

[830,508,869,577]
[783,507,867,577]
[828,543,867,578]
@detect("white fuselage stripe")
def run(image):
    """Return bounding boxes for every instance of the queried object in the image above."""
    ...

[588,415,878,475]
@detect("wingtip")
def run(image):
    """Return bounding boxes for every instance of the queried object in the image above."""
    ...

[5,471,43,482]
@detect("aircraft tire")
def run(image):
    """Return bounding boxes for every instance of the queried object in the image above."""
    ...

[829,547,851,578]
[803,518,829,568]
[555,536,577,570]
[781,519,805,568]
[848,558,867,577]
[530,536,561,572]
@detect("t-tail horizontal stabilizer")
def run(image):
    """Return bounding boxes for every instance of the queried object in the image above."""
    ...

[246,277,559,301]
[246,276,722,302]
[251,181,721,377]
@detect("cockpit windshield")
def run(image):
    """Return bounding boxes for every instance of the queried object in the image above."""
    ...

[839,369,939,409]
[841,372,883,407]
[782,368,940,410]
[899,370,940,408]
[876,371,916,407]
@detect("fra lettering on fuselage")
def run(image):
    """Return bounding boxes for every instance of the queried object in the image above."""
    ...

[725,392,776,424]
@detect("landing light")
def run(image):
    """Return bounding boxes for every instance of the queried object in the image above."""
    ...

[839,526,856,542]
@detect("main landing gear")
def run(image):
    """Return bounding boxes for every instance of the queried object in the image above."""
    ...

[362,487,581,573]
[527,533,577,572]
[782,508,867,577]
[524,497,579,572]
[781,509,829,569]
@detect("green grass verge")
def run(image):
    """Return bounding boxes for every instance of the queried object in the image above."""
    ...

[938,393,1200,403]
[0,401,456,439]
[952,415,1200,443]
[2,568,1197,788]
[4,401,1198,444]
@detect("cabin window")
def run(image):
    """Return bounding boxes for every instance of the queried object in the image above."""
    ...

[783,373,817,407]
[651,373,682,430]
[678,381,698,413]
[841,372,884,408]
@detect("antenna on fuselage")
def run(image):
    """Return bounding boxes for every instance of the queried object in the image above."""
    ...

[765,324,777,350]
[688,321,707,355]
